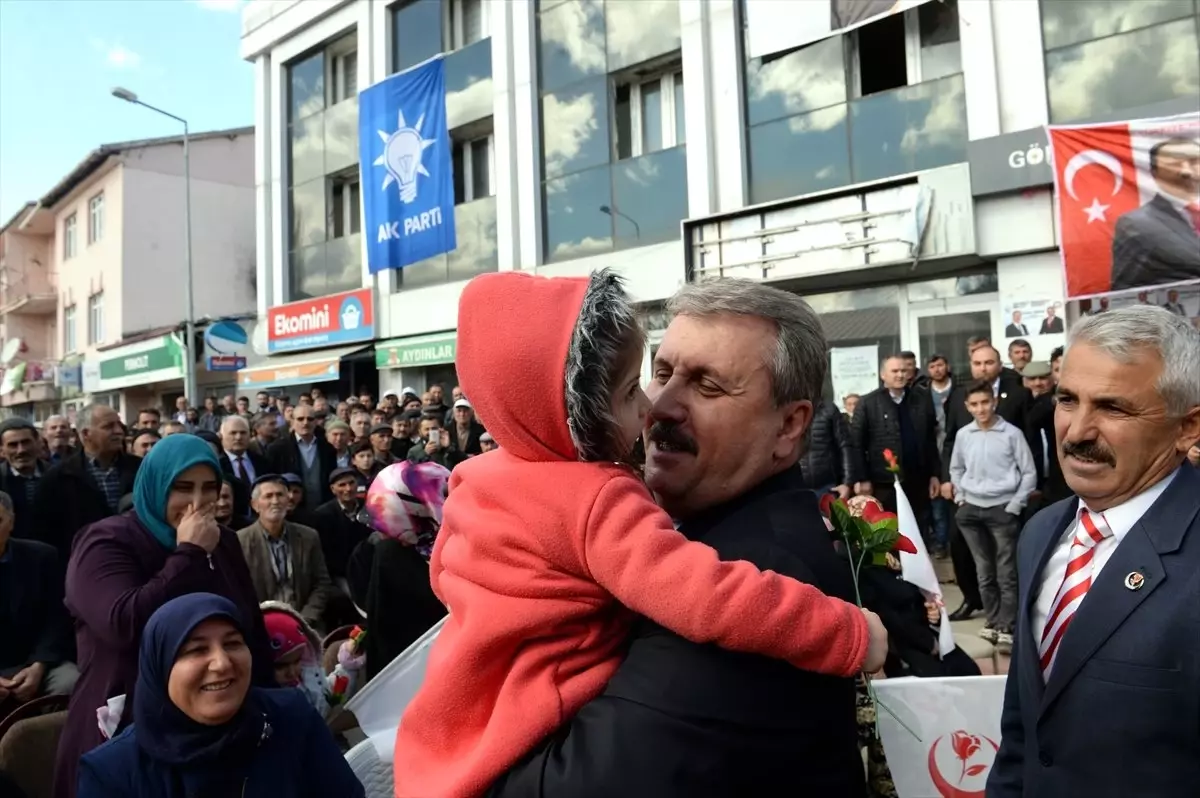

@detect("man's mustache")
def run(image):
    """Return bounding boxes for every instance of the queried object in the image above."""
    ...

[1062,439,1115,466]
[647,421,698,455]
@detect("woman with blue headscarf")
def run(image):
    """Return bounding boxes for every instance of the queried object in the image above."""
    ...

[53,435,274,798]
[77,593,364,797]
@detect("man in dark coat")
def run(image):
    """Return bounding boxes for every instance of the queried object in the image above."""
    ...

[798,399,854,497]
[31,404,140,564]
[264,404,338,510]
[0,418,49,542]
[849,355,941,521]
[486,279,885,797]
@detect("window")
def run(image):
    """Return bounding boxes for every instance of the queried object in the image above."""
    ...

[614,69,684,160]
[448,0,487,51]
[537,0,687,263]
[63,214,77,260]
[330,175,361,239]
[64,304,77,354]
[452,135,494,204]
[743,1,967,205]
[1040,0,1200,123]
[88,292,104,345]
[88,193,105,244]
[286,32,362,301]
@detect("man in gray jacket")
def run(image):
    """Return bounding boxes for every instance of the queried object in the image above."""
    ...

[948,379,1037,654]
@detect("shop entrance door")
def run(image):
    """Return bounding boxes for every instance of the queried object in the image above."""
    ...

[906,298,998,380]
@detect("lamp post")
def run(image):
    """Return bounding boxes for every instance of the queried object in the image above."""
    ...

[600,204,640,239]
[111,87,197,407]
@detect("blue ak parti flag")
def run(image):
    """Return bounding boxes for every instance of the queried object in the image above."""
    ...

[359,56,457,274]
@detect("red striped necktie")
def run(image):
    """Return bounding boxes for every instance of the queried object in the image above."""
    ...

[1039,509,1114,680]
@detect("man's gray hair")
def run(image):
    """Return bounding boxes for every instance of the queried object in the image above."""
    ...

[220,415,250,434]
[1068,305,1200,417]
[76,403,110,431]
[668,279,828,406]
[0,491,12,514]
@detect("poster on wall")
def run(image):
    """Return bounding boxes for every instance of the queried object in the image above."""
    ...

[1000,296,1066,363]
[745,0,936,60]
[830,345,879,410]
[1047,111,1200,300]
[1080,283,1200,331]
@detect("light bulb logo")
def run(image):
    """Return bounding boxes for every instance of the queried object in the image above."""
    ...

[374,109,436,204]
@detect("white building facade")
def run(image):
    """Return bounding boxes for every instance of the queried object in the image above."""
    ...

[241,0,1200,401]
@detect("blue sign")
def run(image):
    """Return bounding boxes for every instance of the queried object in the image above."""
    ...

[204,320,248,354]
[207,355,247,372]
[359,56,457,273]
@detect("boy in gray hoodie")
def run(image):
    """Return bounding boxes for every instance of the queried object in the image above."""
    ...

[949,379,1037,653]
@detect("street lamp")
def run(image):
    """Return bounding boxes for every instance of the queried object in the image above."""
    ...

[600,204,640,239]
[111,86,197,408]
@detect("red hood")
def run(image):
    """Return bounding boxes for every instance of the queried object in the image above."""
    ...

[456,272,588,463]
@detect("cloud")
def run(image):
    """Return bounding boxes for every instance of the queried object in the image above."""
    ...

[195,0,242,11]
[542,91,599,181]
[90,38,142,69]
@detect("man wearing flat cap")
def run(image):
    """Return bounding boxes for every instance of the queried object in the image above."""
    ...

[449,398,488,457]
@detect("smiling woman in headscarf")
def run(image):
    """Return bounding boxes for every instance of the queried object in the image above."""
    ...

[346,461,450,680]
[77,594,364,797]
[53,435,274,798]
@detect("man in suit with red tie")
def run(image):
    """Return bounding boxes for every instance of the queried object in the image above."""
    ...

[989,306,1200,796]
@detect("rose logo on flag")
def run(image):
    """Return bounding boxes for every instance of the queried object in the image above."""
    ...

[927,729,999,798]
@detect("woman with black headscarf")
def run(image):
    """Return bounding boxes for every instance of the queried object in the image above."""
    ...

[77,593,364,797]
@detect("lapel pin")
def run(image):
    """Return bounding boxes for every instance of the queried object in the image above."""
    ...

[1000,392,1008,400]
[1124,571,1145,591]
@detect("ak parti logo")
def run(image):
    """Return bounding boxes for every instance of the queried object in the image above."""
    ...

[927,730,999,797]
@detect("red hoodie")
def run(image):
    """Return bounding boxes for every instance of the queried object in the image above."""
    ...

[393,271,869,797]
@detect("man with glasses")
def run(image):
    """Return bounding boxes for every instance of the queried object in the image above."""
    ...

[264,403,338,510]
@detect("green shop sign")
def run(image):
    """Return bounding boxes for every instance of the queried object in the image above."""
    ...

[99,336,183,380]
[376,332,457,369]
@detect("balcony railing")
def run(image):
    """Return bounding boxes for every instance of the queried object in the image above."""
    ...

[0,267,58,316]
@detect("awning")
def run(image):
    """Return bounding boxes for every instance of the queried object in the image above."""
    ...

[92,334,184,392]
[236,344,371,391]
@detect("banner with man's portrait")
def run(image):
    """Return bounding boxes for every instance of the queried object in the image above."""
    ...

[745,0,935,60]
[1047,112,1200,300]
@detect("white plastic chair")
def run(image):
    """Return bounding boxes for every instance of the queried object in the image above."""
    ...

[345,738,394,798]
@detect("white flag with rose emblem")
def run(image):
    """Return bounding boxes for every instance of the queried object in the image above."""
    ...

[874,675,1007,798]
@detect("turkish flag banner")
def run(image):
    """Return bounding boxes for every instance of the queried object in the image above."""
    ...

[1047,112,1200,299]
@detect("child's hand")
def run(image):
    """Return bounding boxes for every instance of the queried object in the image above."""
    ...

[862,608,888,674]
[338,640,367,671]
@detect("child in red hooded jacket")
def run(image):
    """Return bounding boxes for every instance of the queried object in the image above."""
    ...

[393,269,883,798]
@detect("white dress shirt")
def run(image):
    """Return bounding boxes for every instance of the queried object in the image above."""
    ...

[1032,469,1179,642]
[225,449,256,483]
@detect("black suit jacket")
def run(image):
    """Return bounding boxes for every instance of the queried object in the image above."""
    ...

[218,449,269,487]
[0,539,71,677]
[1038,316,1064,335]
[1005,323,1029,337]
[264,435,338,506]
[1111,194,1200,292]
[989,467,1200,797]
[30,449,140,563]
[941,376,1029,481]
[0,464,45,542]
[311,499,373,580]
[488,469,864,798]
[849,387,940,485]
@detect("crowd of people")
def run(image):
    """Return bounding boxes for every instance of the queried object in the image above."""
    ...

[1,271,1198,798]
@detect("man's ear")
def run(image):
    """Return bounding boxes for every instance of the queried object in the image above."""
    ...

[1176,406,1200,454]
[774,400,813,460]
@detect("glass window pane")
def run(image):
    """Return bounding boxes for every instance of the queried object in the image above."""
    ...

[917,311,992,379]
[674,73,685,145]
[393,0,443,73]
[445,38,494,129]
[325,233,363,295]
[919,0,962,82]
[605,0,682,72]
[1045,18,1200,123]
[290,178,327,250]
[350,182,361,235]
[808,285,902,402]
[471,138,490,199]
[538,0,606,94]
[453,141,466,204]
[541,77,610,179]
[396,254,449,290]
[448,195,499,281]
[290,243,328,300]
[324,98,359,174]
[610,146,688,248]
[849,73,967,184]
[641,80,663,154]
[748,105,851,205]
[290,52,325,120]
[1040,0,1195,51]
[331,183,345,239]
[745,36,846,127]
[907,272,999,302]
[463,0,484,45]
[544,165,613,262]
[343,51,358,99]
[289,116,324,186]
[614,83,633,160]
